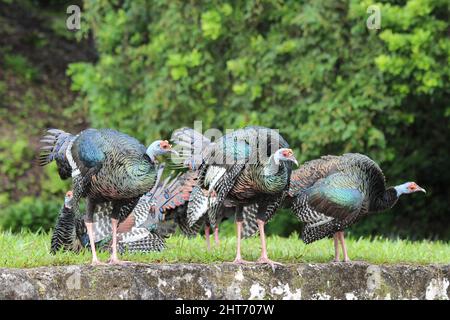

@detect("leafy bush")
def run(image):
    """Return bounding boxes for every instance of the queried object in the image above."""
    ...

[0,197,62,233]
[0,136,32,180]
[1,0,448,238]
[67,0,449,239]
[3,54,38,81]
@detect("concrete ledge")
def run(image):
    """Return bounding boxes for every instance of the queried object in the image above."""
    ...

[1,262,449,300]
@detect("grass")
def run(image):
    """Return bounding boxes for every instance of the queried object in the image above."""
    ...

[0,231,449,268]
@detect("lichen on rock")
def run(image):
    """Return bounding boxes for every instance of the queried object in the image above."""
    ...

[0,262,448,300]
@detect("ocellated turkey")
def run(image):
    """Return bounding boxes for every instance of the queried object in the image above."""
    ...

[285,153,426,262]
[172,126,298,266]
[50,167,183,254]
[40,128,177,265]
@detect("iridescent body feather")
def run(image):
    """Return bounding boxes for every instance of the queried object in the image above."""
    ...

[286,153,408,243]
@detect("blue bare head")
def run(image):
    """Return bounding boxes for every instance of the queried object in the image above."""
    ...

[146,140,179,162]
[394,182,426,196]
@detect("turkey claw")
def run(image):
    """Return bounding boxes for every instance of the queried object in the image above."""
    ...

[91,260,107,266]
[257,257,283,271]
[232,258,252,264]
[108,259,131,265]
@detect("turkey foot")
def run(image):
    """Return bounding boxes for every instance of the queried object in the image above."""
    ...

[108,258,131,265]
[109,218,131,265]
[91,259,107,266]
[85,220,105,266]
[257,257,283,266]
[255,219,281,269]
[232,257,252,264]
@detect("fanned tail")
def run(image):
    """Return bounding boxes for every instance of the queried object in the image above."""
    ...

[39,129,75,179]
[144,170,203,236]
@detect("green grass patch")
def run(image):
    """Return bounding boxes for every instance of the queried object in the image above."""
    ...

[1,231,449,268]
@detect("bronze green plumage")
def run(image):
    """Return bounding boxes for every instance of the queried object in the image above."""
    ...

[172,126,299,265]
[285,153,426,262]
[40,128,176,265]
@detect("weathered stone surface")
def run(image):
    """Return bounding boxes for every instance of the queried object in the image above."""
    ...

[0,262,449,300]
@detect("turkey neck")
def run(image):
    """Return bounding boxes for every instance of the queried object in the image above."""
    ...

[370,187,399,212]
[263,154,281,176]
[260,154,289,193]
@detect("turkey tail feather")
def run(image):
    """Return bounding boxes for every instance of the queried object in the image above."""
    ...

[186,185,210,227]
[39,128,75,180]
[118,228,166,253]
[241,204,259,238]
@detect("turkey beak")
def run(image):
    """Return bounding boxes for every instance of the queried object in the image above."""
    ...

[289,156,299,167]
[417,186,426,193]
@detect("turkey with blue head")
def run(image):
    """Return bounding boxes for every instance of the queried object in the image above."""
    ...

[285,153,426,262]
[172,126,298,266]
[40,128,177,265]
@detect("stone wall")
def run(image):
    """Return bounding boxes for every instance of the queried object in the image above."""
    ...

[1,262,449,300]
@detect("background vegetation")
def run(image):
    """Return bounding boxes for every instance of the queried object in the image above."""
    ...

[0,0,448,240]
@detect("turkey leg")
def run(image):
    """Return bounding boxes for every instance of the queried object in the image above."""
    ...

[232,221,251,264]
[108,218,130,265]
[84,198,105,266]
[256,219,282,267]
[205,225,211,251]
[85,221,105,266]
[336,231,350,262]
[333,233,340,262]
[214,226,220,246]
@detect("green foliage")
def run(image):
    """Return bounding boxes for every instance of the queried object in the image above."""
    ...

[0,198,61,233]
[40,163,72,196]
[1,1,448,239]
[0,0,91,233]
[0,136,32,180]
[66,0,449,239]
[3,54,38,81]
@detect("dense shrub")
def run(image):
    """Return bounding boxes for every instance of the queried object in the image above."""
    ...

[0,198,61,233]
[1,1,448,238]
[67,0,449,239]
